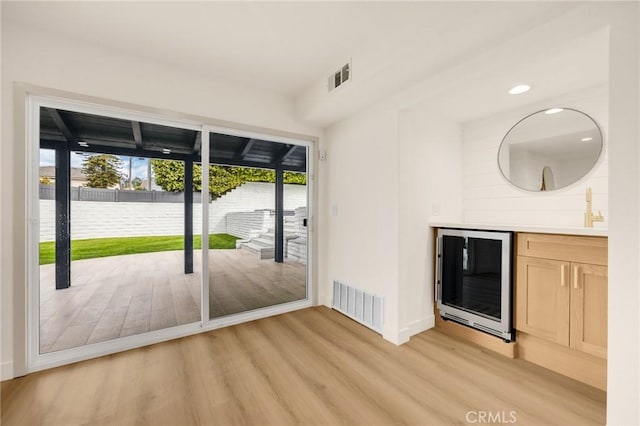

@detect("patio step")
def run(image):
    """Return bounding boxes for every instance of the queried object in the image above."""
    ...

[263,230,298,241]
[251,237,274,247]
[242,242,275,259]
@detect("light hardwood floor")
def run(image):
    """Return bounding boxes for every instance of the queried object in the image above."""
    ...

[3,307,605,426]
[39,249,306,353]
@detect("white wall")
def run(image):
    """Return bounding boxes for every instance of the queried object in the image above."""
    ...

[39,183,307,241]
[607,3,640,423]
[397,108,463,340]
[0,22,319,379]
[322,102,463,345]
[323,103,401,341]
[462,86,608,228]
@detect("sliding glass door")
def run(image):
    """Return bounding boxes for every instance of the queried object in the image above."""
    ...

[28,95,313,373]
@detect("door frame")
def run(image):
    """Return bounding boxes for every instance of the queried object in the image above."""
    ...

[23,90,315,375]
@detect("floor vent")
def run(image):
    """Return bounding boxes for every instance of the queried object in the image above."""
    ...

[332,280,383,332]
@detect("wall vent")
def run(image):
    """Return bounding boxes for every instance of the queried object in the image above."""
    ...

[328,62,351,91]
[332,280,383,332]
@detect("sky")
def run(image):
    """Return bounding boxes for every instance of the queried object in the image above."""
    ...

[40,149,150,182]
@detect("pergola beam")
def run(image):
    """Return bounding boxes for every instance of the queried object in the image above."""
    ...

[237,138,256,160]
[41,139,307,173]
[41,139,194,162]
[131,121,143,149]
[276,145,298,164]
[46,108,77,143]
[193,133,202,154]
[210,155,306,172]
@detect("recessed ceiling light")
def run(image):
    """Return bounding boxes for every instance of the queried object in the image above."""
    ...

[581,137,593,142]
[545,108,564,115]
[162,148,171,154]
[78,141,89,147]
[509,84,530,95]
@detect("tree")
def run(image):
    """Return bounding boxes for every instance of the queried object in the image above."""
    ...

[132,177,145,190]
[151,159,307,199]
[82,154,123,188]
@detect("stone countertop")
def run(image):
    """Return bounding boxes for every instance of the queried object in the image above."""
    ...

[429,222,608,237]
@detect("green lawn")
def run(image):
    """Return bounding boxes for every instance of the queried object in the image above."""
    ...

[39,234,239,265]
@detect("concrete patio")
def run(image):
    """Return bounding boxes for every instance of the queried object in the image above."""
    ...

[39,249,306,353]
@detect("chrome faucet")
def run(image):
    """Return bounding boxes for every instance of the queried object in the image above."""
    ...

[584,187,604,228]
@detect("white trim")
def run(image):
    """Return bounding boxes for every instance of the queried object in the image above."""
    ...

[1,361,15,381]
[306,141,315,307]
[201,128,210,323]
[207,299,313,329]
[26,95,41,375]
[382,315,435,346]
[382,327,410,346]
[407,315,435,337]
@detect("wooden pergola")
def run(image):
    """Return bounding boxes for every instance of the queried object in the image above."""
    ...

[39,107,307,290]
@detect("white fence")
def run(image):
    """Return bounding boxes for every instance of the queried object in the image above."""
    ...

[39,182,307,241]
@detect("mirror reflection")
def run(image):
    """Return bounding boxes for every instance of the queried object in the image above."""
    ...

[498,108,603,192]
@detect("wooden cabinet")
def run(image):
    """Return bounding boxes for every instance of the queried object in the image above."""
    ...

[515,233,607,359]
[516,257,570,345]
[570,263,608,358]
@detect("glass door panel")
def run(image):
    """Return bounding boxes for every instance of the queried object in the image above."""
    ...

[208,132,308,319]
[38,105,201,353]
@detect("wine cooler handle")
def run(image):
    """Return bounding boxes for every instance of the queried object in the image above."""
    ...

[435,237,442,302]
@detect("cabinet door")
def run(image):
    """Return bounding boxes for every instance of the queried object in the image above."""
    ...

[570,263,608,358]
[516,256,570,345]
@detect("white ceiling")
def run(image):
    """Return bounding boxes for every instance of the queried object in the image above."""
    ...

[4,1,610,129]
[3,1,581,105]
[419,27,609,123]
[1,1,438,96]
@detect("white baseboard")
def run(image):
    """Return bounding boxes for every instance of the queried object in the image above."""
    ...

[407,315,435,336]
[382,315,435,346]
[1,361,14,381]
[383,327,410,345]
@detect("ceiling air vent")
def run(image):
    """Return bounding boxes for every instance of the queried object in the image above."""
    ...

[328,62,351,92]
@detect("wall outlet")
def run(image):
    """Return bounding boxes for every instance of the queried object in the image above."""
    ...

[432,203,441,216]
[319,150,327,161]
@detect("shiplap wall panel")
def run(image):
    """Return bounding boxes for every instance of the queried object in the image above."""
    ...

[462,86,608,228]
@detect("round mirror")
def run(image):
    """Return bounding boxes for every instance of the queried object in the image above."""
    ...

[497,108,603,192]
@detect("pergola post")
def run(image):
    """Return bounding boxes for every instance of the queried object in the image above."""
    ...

[184,159,194,274]
[275,164,284,263]
[55,143,71,289]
